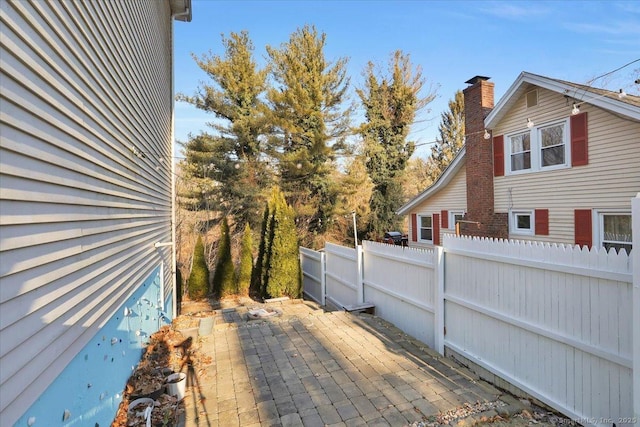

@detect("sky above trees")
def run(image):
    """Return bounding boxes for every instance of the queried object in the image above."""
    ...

[173,1,640,158]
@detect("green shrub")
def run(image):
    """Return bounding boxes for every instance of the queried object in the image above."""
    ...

[251,202,271,298]
[212,217,236,297]
[188,235,209,299]
[255,187,301,299]
[237,224,253,296]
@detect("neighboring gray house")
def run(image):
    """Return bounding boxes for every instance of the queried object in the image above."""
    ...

[0,1,191,425]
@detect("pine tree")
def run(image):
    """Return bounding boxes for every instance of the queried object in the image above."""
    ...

[237,224,253,296]
[266,25,352,246]
[357,50,436,239]
[425,90,465,182]
[212,217,236,297]
[188,235,209,299]
[178,31,270,230]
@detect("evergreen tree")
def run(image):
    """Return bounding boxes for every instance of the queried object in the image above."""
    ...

[254,187,301,299]
[251,202,271,297]
[188,235,209,299]
[178,31,270,230]
[265,189,301,298]
[237,224,253,296]
[177,135,217,212]
[212,217,236,297]
[266,25,352,246]
[425,90,465,182]
[357,50,436,239]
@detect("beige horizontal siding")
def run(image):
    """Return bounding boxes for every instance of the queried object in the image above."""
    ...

[0,0,174,424]
[409,166,467,248]
[493,87,640,245]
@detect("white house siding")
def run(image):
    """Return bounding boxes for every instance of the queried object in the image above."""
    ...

[409,166,468,248]
[492,87,640,245]
[0,1,175,424]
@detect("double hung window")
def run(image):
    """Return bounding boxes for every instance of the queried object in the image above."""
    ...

[419,215,432,242]
[506,119,569,174]
[510,132,531,171]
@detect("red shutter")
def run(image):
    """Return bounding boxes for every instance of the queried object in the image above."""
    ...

[433,213,440,246]
[534,209,549,235]
[441,210,449,229]
[493,135,504,177]
[571,112,588,166]
[411,214,417,242]
[574,209,592,248]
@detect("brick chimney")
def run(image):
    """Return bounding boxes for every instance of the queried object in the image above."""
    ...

[462,76,508,238]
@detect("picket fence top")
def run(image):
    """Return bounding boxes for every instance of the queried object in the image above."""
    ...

[443,234,632,275]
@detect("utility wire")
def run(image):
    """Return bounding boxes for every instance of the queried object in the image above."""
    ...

[586,58,640,85]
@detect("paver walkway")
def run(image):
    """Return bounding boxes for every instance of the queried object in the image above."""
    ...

[181,299,522,426]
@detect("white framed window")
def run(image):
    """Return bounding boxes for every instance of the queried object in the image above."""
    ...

[596,211,632,254]
[509,132,531,172]
[509,210,534,235]
[418,215,433,242]
[449,211,465,229]
[505,118,569,175]
[539,122,566,167]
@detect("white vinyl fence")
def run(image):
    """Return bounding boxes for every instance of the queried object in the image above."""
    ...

[300,247,325,305]
[362,241,442,349]
[324,242,361,310]
[301,195,639,426]
[443,236,632,425]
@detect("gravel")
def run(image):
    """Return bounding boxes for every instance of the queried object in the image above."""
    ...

[409,399,577,427]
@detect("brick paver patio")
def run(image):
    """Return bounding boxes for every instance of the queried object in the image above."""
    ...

[181,299,522,426]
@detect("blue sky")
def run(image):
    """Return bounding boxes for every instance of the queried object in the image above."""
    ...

[173,0,640,158]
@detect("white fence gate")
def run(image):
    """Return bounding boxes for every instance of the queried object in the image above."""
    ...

[301,194,639,426]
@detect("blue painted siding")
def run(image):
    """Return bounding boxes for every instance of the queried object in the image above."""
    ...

[14,267,173,427]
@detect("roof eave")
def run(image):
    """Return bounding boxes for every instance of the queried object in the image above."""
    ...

[485,72,640,129]
[396,147,466,216]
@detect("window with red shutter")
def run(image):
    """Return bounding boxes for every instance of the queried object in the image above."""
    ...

[411,214,417,242]
[534,209,549,235]
[493,135,504,177]
[574,209,592,248]
[433,213,440,246]
[441,210,448,229]
[571,112,588,166]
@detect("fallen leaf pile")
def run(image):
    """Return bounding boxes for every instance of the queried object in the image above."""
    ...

[126,394,181,427]
[126,367,165,398]
[111,326,200,426]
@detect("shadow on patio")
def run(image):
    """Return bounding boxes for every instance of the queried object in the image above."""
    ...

[180,297,521,426]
